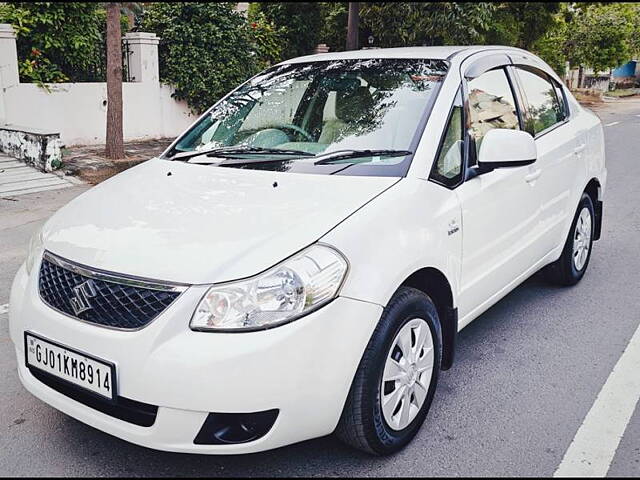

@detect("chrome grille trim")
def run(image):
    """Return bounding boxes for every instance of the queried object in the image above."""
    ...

[42,251,189,293]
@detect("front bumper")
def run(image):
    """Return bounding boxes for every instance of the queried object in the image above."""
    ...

[9,262,382,454]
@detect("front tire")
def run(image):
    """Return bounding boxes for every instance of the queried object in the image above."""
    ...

[544,193,595,286]
[335,287,442,455]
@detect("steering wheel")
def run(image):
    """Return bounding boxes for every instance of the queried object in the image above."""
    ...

[276,124,314,142]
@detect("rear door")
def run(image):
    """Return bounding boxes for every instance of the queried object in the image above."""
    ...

[511,66,578,254]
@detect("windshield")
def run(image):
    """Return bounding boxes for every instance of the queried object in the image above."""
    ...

[165,58,448,176]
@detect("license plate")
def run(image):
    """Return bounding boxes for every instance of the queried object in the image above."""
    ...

[24,332,116,401]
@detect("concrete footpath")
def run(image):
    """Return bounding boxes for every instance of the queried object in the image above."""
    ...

[0,153,78,198]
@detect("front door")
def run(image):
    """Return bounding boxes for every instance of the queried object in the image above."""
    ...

[455,67,542,322]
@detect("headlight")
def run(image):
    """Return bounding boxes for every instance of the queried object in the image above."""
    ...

[25,227,44,275]
[190,244,348,332]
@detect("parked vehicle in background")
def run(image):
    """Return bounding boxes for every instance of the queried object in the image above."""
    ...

[10,46,606,455]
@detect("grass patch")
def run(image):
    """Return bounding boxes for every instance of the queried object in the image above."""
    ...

[571,89,603,104]
[606,88,640,98]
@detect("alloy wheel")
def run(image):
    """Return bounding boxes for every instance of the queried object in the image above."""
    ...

[573,207,592,271]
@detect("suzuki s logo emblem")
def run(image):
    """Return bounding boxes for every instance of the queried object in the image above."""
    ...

[70,280,97,315]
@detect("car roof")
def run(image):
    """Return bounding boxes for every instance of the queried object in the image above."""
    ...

[282,46,516,64]
[279,45,562,84]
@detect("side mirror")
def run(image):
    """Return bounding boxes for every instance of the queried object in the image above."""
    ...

[477,129,536,171]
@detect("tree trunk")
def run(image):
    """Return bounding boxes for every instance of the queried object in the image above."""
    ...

[105,2,124,160]
[346,2,360,51]
[578,65,585,89]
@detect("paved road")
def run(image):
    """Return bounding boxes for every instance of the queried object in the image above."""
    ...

[1,100,639,477]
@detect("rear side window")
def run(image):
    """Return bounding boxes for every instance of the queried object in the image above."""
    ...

[516,68,566,135]
[553,82,568,121]
[467,68,520,163]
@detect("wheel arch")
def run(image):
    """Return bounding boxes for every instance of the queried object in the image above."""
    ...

[399,267,457,371]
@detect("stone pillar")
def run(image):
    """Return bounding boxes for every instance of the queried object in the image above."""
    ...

[314,44,330,55]
[122,32,160,84]
[0,24,19,89]
[0,24,19,125]
[235,2,249,17]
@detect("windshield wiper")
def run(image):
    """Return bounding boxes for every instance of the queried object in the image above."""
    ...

[169,146,314,162]
[214,148,414,168]
[313,149,413,165]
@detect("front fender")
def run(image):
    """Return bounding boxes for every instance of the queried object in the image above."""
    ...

[323,178,461,310]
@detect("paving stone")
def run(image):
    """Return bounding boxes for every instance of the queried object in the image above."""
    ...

[61,138,173,184]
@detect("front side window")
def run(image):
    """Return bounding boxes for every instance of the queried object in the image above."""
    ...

[467,68,520,162]
[430,90,463,187]
[166,59,448,177]
[516,68,565,135]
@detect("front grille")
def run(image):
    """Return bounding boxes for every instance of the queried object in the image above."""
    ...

[29,367,158,427]
[38,252,185,330]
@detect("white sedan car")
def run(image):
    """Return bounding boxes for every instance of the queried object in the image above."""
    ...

[10,46,605,455]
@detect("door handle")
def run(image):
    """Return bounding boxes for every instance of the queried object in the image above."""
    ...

[574,144,586,155]
[524,169,542,183]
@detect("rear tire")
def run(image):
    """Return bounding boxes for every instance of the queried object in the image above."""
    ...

[544,193,595,286]
[335,287,442,455]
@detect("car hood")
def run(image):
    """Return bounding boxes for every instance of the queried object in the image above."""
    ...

[43,159,398,284]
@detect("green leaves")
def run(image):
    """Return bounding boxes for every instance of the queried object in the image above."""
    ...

[518,2,640,76]
[18,53,68,89]
[531,16,569,75]
[0,2,109,83]
[142,2,272,114]
[484,3,561,51]
[246,11,285,70]
[318,2,497,50]
[565,3,637,74]
[250,2,322,59]
[318,2,348,52]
